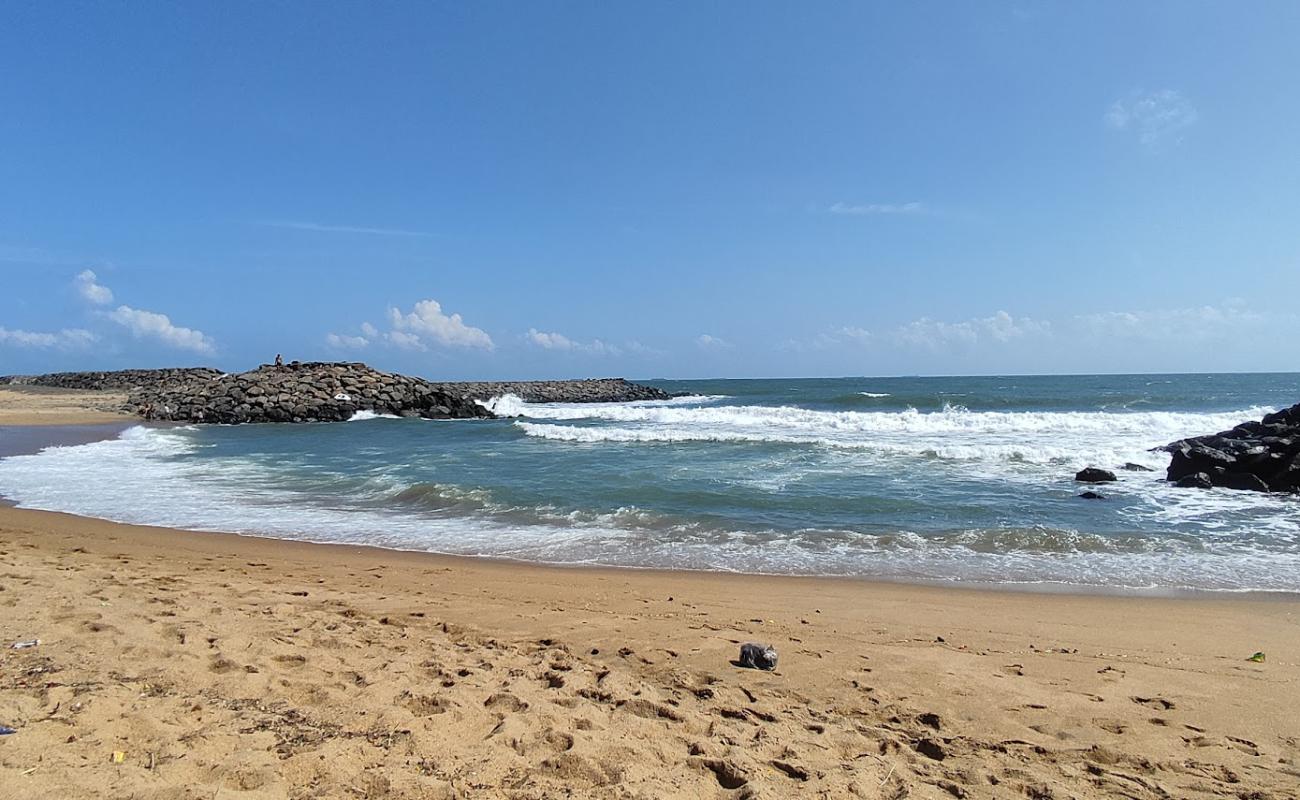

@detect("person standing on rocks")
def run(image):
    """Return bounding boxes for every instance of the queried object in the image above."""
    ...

[274,354,284,367]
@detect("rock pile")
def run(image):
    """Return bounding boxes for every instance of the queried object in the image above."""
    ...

[128,362,492,424]
[0,368,222,392]
[431,379,676,404]
[3,364,683,425]
[1163,402,1300,493]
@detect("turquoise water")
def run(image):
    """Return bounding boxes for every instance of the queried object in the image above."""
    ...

[2,373,1298,592]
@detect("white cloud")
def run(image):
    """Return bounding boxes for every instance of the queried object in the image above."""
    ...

[696,334,732,349]
[68,270,216,354]
[326,332,370,350]
[387,299,494,350]
[106,306,216,354]
[829,202,925,216]
[74,270,113,305]
[837,326,872,344]
[893,311,1050,350]
[1074,304,1270,342]
[1106,90,1198,146]
[257,221,434,237]
[526,328,575,350]
[623,340,666,358]
[360,321,379,338]
[0,326,96,349]
[525,328,622,356]
[386,330,425,351]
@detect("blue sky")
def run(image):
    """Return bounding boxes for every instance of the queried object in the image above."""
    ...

[2,2,1298,379]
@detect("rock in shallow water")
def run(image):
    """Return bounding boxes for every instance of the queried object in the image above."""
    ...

[1074,467,1117,483]
[1164,400,1300,493]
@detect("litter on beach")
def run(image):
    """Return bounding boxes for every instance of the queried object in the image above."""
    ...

[10,640,40,650]
[0,725,16,736]
[738,642,779,670]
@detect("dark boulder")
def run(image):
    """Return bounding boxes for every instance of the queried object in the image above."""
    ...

[1121,462,1155,472]
[1075,467,1117,483]
[1167,443,1235,483]
[1077,491,1106,500]
[1174,472,1214,489]
[1217,472,1271,493]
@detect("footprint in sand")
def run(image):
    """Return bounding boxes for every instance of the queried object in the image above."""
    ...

[484,692,529,712]
[542,671,566,689]
[1226,736,1261,756]
[209,655,239,673]
[400,691,451,715]
[1130,696,1175,711]
[619,698,683,722]
[692,757,749,790]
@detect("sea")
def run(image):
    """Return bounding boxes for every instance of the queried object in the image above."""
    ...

[2,373,1298,593]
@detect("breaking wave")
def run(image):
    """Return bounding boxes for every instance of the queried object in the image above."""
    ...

[511,402,1273,468]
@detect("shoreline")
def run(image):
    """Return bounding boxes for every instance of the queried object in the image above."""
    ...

[0,418,1294,599]
[12,501,1300,602]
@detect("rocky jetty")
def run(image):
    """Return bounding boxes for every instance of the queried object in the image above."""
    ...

[430,379,675,404]
[121,362,492,424]
[2,365,679,424]
[0,368,222,392]
[1163,401,1300,493]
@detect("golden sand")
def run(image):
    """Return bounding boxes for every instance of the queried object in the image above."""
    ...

[0,505,1296,798]
[0,387,131,426]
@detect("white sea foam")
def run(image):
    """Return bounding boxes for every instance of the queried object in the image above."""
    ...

[482,393,727,418]
[348,410,401,421]
[511,403,1273,468]
[859,392,891,398]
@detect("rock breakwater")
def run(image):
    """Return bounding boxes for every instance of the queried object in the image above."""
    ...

[1163,401,1300,493]
[127,362,492,423]
[2,365,678,424]
[431,379,675,404]
[0,368,222,392]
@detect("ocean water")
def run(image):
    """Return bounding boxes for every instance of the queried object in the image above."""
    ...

[1,373,1298,593]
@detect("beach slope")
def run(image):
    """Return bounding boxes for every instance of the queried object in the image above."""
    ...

[1,506,1297,798]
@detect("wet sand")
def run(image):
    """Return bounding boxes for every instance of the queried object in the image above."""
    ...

[0,405,1298,798]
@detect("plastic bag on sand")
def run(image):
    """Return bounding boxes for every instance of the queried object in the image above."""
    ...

[738,642,778,670]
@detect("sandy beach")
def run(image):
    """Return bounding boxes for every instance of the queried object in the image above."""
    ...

[1,405,1298,799]
[0,386,131,426]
